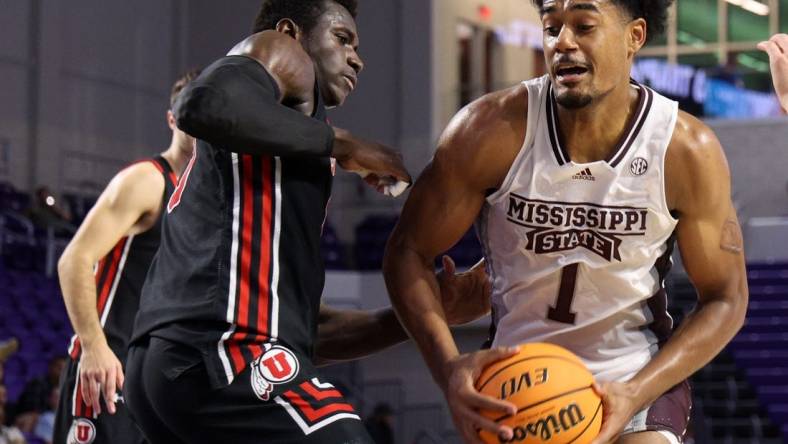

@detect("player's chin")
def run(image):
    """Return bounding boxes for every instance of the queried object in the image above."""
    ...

[329,79,354,106]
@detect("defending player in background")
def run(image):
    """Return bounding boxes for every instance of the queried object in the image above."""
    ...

[54,70,199,444]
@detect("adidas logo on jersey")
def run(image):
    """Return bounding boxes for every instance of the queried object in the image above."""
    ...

[572,168,595,181]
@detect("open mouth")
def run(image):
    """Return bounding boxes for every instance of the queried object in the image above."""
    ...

[342,75,356,91]
[555,65,589,82]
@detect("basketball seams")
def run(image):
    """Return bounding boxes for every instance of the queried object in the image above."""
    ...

[476,354,589,391]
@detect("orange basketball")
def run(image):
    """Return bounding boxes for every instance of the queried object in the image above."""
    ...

[475,343,602,444]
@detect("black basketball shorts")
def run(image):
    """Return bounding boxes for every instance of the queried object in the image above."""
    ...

[124,337,373,444]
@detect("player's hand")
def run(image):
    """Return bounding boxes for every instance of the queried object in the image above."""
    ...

[588,381,642,444]
[332,127,412,197]
[441,347,519,444]
[437,256,491,325]
[79,341,124,416]
[758,34,788,112]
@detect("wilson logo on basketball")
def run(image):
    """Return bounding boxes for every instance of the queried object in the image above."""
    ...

[500,403,586,443]
[68,418,96,444]
[251,346,300,401]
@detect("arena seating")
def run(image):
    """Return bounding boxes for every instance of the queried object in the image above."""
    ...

[0,267,72,403]
[670,271,785,444]
[731,262,788,443]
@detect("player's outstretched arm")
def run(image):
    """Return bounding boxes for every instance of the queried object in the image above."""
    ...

[589,113,749,444]
[173,32,335,158]
[758,34,788,113]
[177,31,410,193]
[383,88,527,443]
[314,257,490,366]
[57,163,164,417]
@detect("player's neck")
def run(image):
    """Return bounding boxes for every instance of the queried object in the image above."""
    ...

[556,83,639,164]
[161,134,193,177]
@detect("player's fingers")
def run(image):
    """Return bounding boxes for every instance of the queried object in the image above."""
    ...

[80,372,92,407]
[363,174,379,187]
[462,388,517,415]
[475,346,519,368]
[592,381,607,398]
[458,421,484,444]
[90,375,103,415]
[117,365,125,391]
[381,152,411,183]
[759,40,782,60]
[457,405,513,441]
[442,255,456,275]
[771,33,788,52]
[460,422,487,444]
[104,369,117,414]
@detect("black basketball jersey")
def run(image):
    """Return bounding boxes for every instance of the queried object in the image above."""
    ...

[67,156,177,363]
[132,56,336,389]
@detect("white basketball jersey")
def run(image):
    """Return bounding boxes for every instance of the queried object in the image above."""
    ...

[479,75,679,382]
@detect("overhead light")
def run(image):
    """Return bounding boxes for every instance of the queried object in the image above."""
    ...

[725,0,770,16]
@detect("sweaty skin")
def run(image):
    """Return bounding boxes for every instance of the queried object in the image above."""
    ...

[384,1,747,443]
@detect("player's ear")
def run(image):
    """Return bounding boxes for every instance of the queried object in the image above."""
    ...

[627,18,647,56]
[275,19,303,41]
[166,110,177,132]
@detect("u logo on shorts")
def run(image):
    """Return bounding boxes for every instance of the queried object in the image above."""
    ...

[251,345,300,401]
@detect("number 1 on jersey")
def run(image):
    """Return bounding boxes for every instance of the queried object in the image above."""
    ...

[547,263,578,324]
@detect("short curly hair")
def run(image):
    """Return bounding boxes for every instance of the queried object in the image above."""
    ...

[252,0,359,34]
[530,0,673,43]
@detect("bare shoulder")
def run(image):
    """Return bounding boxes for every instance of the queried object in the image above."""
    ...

[434,83,529,190]
[102,161,165,212]
[665,111,730,212]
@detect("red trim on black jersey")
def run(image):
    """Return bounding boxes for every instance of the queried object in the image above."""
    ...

[282,389,356,423]
[149,158,178,187]
[73,375,95,419]
[224,154,277,377]
[300,380,344,401]
[68,238,128,360]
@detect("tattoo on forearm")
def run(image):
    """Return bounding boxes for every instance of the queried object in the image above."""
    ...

[720,218,743,254]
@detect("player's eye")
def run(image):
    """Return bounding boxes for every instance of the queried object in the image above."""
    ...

[577,24,595,32]
[336,33,350,45]
[544,26,561,36]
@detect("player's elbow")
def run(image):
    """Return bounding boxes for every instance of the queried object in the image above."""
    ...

[730,287,749,333]
[382,230,420,279]
[57,244,92,281]
[173,86,228,140]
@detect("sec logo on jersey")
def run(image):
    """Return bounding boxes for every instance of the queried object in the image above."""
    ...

[251,346,300,401]
[68,418,96,444]
[630,157,649,176]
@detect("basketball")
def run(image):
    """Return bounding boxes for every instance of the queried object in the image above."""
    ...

[475,343,602,444]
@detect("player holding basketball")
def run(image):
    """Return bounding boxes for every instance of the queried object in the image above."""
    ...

[54,71,199,444]
[384,1,749,443]
[759,33,788,113]
[124,2,491,443]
